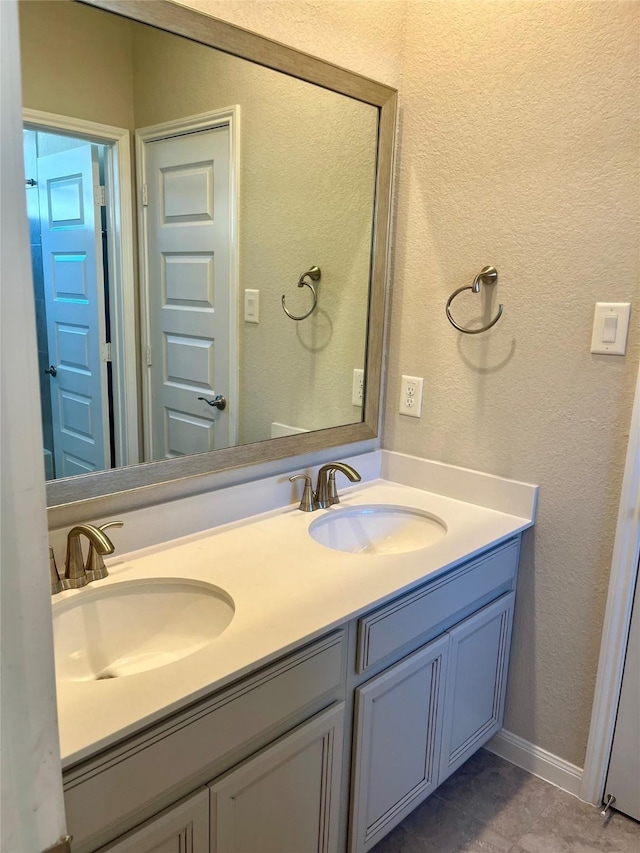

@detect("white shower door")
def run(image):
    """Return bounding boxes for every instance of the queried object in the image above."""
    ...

[37,144,110,477]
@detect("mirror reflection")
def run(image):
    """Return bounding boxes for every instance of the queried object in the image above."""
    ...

[19,0,378,481]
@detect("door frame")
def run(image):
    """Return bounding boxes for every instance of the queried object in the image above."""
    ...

[581,365,640,804]
[2,4,68,848]
[135,107,240,456]
[23,108,139,469]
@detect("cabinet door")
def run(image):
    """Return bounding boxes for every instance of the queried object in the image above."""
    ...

[97,789,208,853]
[209,703,344,853]
[439,592,515,783]
[350,635,449,853]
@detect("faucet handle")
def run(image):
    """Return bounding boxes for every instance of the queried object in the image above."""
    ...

[86,521,124,582]
[327,470,341,505]
[289,475,316,512]
[49,547,63,595]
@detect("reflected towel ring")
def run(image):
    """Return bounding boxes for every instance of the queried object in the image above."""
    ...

[282,266,321,321]
[446,265,504,334]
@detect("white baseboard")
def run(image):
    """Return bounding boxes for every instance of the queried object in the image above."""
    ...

[486,729,583,797]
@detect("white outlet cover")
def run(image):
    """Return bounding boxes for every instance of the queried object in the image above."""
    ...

[352,368,364,407]
[399,375,423,417]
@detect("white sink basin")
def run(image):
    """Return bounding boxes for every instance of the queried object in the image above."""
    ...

[53,578,235,682]
[308,504,447,555]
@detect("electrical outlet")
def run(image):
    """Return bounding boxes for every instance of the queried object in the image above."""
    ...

[352,368,364,406]
[399,374,423,417]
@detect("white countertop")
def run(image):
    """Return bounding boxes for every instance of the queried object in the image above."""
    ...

[55,472,536,769]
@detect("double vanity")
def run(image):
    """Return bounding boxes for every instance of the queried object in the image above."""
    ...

[50,452,537,853]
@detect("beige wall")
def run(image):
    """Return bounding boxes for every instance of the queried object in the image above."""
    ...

[19,0,135,130]
[187,0,640,768]
[388,0,639,768]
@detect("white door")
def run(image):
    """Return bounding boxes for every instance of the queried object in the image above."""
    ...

[37,144,110,477]
[141,125,232,460]
[605,568,640,821]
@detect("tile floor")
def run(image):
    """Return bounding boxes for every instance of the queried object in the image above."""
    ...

[371,749,640,853]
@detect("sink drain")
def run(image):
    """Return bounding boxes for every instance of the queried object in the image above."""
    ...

[95,671,117,680]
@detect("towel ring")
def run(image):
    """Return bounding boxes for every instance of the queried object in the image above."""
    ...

[282,266,321,321]
[446,265,504,334]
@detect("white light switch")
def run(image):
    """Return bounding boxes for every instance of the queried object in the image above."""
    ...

[591,303,631,355]
[244,289,259,323]
[602,315,618,344]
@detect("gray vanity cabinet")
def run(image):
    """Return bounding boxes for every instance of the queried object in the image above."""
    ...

[67,631,346,853]
[349,636,449,852]
[349,550,519,853]
[95,703,345,853]
[98,789,209,853]
[209,703,345,853]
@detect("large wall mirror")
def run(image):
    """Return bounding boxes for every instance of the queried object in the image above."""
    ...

[19,0,396,508]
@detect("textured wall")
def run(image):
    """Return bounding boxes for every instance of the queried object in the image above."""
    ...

[184,0,640,769]
[19,0,135,130]
[386,0,639,767]
[175,0,406,88]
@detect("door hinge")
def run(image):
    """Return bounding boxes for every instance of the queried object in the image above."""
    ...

[101,342,112,362]
[96,185,106,206]
[145,345,152,366]
[141,184,148,206]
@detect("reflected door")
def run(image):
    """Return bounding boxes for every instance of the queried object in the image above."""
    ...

[142,125,231,460]
[37,144,110,477]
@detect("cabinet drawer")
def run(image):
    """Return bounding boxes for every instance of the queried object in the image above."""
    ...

[357,539,519,673]
[64,631,345,851]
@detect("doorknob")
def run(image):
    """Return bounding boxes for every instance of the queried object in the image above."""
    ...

[197,395,227,411]
[44,365,57,377]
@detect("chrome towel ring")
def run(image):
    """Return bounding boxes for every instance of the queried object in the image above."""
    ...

[446,265,504,334]
[282,266,321,321]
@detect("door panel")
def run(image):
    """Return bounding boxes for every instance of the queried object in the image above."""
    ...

[350,636,448,853]
[98,790,208,853]
[37,144,109,476]
[210,704,344,853]
[142,126,231,459]
[439,592,515,783]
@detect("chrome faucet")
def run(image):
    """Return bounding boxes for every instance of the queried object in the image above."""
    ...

[290,462,361,511]
[53,521,123,592]
[315,462,361,508]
